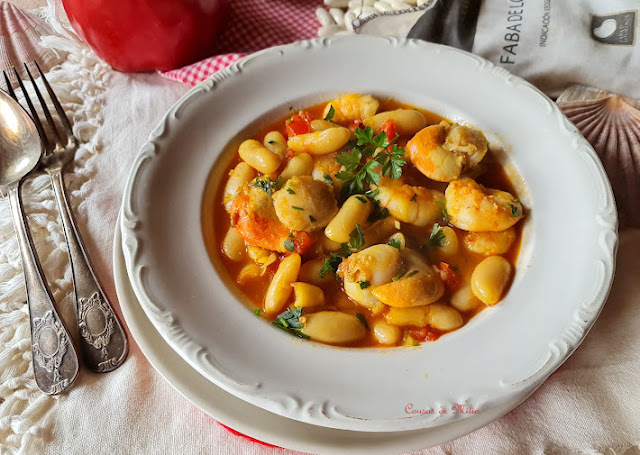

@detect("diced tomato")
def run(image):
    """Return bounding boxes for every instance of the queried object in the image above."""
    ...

[408,326,442,342]
[438,262,461,291]
[380,119,396,142]
[285,111,312,137]
[349,119,364,133]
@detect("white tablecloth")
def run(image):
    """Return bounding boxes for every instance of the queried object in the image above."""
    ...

[1,5,640,455]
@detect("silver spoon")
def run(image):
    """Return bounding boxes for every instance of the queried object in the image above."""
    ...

[0,90,79,394]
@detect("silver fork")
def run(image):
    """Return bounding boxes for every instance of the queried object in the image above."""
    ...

[3,63,128,373]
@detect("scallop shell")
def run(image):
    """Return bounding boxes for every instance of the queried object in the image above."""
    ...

[0,2,60,81]
[557,85,640,228]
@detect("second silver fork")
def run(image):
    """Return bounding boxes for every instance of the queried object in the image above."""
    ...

[4,63,128,373]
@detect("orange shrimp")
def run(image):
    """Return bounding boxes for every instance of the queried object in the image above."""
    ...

[230,186,313,254]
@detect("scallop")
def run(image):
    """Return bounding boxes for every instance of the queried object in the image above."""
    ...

[557,84,640,228]
[272,176,338,231]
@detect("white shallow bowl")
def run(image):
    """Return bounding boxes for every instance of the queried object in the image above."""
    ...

[120,35,617,432]
[113,222,535,453]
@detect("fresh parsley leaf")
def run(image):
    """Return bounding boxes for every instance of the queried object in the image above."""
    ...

[365,188,379,198]
[392,269,407,281]
[291,206,304,211]
[324,105,335,121]
[323,173,333,184]
[368,204,389,223]
[441,126,446,135]
[253,308,263,316]
[268,140,276,144]
[340,243,353,257]
[356,313,369,330]
[406,269,419,278]
[284,238,295,252]
[287,188,296,194]
[358,280,371,289]
[509,204,522,217]
[309,215,317,223]
[335,147,362,172]
[410,193,417,202]
[436,198,450,223]
[349,224,365,250]
[387,238,402,249]
[288,232,295,238]
[513,198,521,203]
[356,196,368,204]
[429,223,446,247]
[412,340,420,346]
[272,307,309,339]
[320,253,345,279]
[249,176,281,195]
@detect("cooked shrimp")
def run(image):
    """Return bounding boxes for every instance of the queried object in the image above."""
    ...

[323,94,379,123]
[370,248,444,307]
[374,181,444,226]
[407,122,488,182]
[445,178,523,232]
[338,244,403,313]
[230,185,313,254]
[462,228,516,255]
[272,176,338,231]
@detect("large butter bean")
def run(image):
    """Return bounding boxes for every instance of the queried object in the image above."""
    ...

[223,162,255,212]
[263,131,287,158]
[438,226,459,256]
[239,139,281,174]
[287,127,351,155]
[372,320,402,345]
[298,259,332,286]
[450,285,481,312]
[363,109,427,136]
[471,256,512,305]
[265,254,301,313]
[325,195,372,243]
[427,303,463,330]
[291,282,325,308]
[384,306,430,327]
[300,311,366,343]
[222,227,246,261]
[279,153,314,182]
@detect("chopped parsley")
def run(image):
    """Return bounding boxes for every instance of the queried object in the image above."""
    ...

[436,198,450,223]
[509,204,522,217]
[268,140,276,145]
[320,253,345,279]
[272,307,309,339]
[356,313,369,330]
[323,173,334,185]
[253,308,263,316]
[308,215,317,223]
[284,238,295,252]
[429,223,446,247]
[441,126,446,135]
[348,224,365,251]
[291,206,304,211]
[358,280,371,289]
[392,270,407,281]
[406,269,419,278]
[249,176,281,195]
[324,105,336,121]
[387,238,402,250]
[286,188,296,194]
[356,196,368,204]
[410,193,417,202]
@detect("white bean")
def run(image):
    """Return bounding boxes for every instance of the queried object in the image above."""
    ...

[352,5,378,16]
[222,227,246,261]
[450,285,481,312]
[325,195,372,243]
[471,256,512,305]
[372,320,402,345]
[298,259,332,286]
[363,109,427,136]
[238,139,281,174]
[329,8,345,25]
[316,7,334,26]
[385,306,430,327]
[344,11,356,31]
[279,153,314,182]
[292,282,325,308]
[427,303,463,331]
[287,127,351,155]
[265,254,301,314]
[223,162,255,212]
[300,312,366,344]
[263,131,287,159]
[348,0,375,7]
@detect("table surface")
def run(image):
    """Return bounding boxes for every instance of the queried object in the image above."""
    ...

[7,0,46,9]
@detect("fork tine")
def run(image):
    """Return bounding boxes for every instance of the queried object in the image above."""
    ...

[2,70,17,101]
[12,67,50,152]
[24,63,64,148]
[34,61,75,143]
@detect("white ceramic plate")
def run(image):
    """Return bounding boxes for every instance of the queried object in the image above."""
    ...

[120,36,617,432]
[113,222,536,453]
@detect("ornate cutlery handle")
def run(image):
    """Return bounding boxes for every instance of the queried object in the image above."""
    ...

[8,184,79,394]
[50,170,128,372]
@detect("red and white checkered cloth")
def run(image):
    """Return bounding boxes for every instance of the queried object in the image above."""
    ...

[160,0,322,86]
